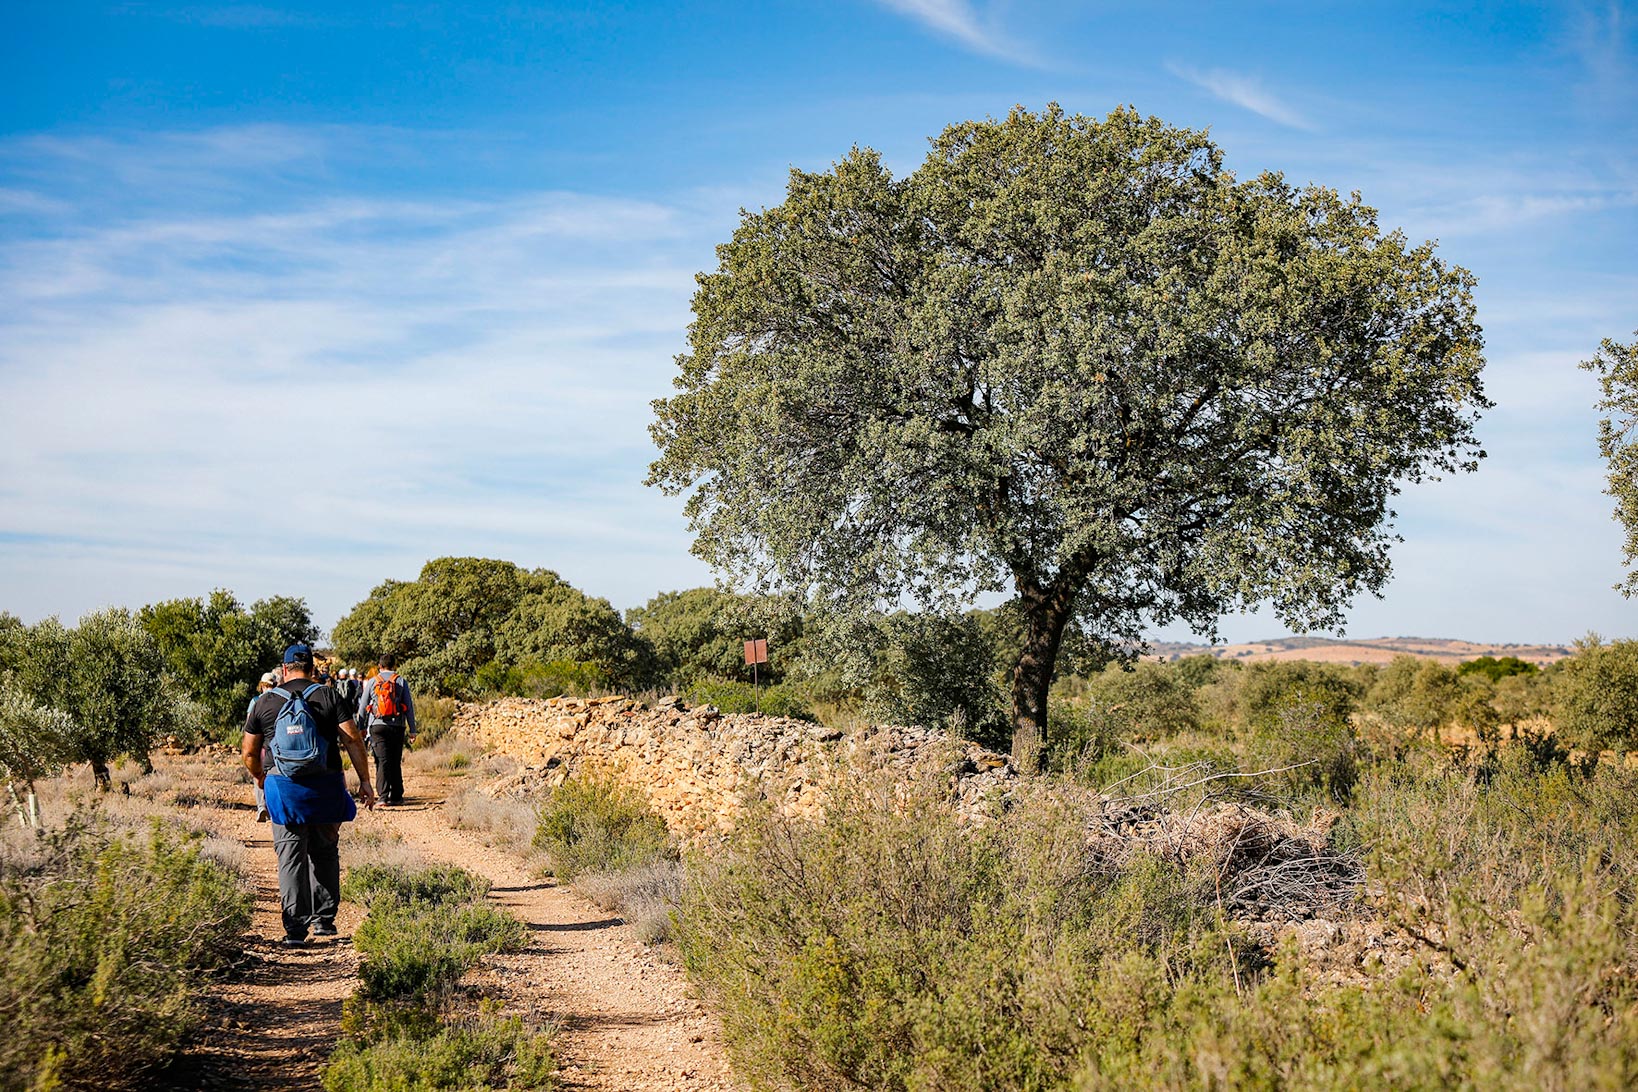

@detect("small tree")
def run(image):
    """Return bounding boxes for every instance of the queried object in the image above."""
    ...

[140,590,318,734]
[58,609,173,789]
[649,105,1489,769]
[0,687,74,827]
[1553,635,1638,755]
[1583,332,1638,595]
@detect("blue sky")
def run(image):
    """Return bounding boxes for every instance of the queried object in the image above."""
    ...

[1,1,1635,645]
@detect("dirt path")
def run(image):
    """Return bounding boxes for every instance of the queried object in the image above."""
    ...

[188,770,739,1091]
[180,800,366,1090]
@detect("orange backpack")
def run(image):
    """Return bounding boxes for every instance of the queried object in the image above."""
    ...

[371,674,404,720]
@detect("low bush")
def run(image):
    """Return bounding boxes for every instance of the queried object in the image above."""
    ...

[324,1009,555,1092]
[412,695,461,748]
[679,746,1638,1091]
[677,771,1241,1091]
[0,810,251,1089]
[533,774,674,881]
[683,678,814,720]
[575,860,683,945]
[327,863,550,1089]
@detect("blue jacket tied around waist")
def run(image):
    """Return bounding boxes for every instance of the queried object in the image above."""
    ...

[264,770,357,825]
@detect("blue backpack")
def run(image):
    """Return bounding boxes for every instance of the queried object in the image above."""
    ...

[268,683,330,779]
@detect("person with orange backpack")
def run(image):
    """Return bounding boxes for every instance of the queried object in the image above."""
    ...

[356,654,416,806]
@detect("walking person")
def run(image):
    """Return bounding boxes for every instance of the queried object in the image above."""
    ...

[357,654,415,806]
[242,643,376,946]
[250,670,278,823]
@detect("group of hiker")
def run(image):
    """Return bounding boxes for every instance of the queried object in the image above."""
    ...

[240,644,418,946]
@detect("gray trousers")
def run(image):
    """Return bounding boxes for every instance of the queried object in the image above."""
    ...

[271,821,341,939]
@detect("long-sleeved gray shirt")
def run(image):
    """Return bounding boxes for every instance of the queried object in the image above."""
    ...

[356,669,417,732]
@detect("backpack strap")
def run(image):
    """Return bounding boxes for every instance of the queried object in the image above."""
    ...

[300,683,323,700]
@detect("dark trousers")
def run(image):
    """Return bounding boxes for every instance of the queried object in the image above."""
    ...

[370,724,406,803]
[271,821,341,939]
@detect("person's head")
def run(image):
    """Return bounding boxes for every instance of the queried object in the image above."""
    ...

[258,670,278,692]
[378,654,397,671]
[282,642,315,679]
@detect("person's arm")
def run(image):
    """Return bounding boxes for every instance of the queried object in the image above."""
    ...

[241,730,265,786]
[338,716,377,808]
[401,679,417,732]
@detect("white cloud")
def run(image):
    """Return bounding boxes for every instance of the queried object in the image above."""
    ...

[873,0,1043,67]
[0,128,728,628]
[1168,63,1316,131]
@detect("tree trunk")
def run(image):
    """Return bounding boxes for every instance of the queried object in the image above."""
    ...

[1009,578,1077,774]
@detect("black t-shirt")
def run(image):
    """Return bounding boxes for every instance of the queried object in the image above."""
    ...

[244,675,352,774]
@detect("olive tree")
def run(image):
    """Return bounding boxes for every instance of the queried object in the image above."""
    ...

[649,105,1488,770]
[0,687,73,827]
[140,590,318,732]
[1582,332,1638,595]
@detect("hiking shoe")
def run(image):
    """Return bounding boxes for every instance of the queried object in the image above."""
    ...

[278,936,306,948]
[312,922,338,938]
[254,805,269,823]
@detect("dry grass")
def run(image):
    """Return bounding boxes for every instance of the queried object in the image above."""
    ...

[575,860,682,945]
[445,782,541,859]
[403,733,476,774]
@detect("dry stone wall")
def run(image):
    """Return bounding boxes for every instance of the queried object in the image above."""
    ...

[453,695,1016,843]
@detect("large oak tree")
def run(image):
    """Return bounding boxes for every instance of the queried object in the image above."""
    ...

[1583,331,1638,595]
[649,106,1488,769]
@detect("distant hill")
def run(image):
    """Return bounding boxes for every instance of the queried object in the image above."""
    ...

[1145,635,1572,667]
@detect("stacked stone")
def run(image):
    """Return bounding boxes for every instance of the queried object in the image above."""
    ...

[452,695,1017,844]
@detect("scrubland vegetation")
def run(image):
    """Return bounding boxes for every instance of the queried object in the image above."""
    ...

[508,638,1638,1092]
[325,862,553,1091]
[0,772,252,1090]
[10,557,1638,1090]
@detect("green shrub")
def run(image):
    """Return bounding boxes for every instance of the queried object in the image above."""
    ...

[533,775,674,881]
[1364,655,1462,734]
[413,695,460,748]
[1457,654,1539,682]
[344,862,492,907]
[355,900,526,1000]
[1240,692,1360,804]
[0,811,252,1089]
[683,678,814,720]
[1085,660,1201,741]
[680,751,1638,1091]
[677,773,1240,1092]
[327,862,550,1089]
[324,1010,555,1091]
[1552,635,1638,753]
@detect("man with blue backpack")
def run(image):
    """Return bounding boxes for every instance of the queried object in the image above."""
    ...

[242,642,377,946]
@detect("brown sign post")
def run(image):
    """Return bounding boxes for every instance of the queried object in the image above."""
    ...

[743,639,769,711]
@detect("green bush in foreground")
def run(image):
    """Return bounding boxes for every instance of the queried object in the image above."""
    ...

[328,863,550,1090]
[345,865,524,1002]
[533,774,674,881]
[325,1009,555,1092]
[680,755,1638,1091]
[0,811,251,1089]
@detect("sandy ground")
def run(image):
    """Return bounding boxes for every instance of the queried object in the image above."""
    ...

[183,764,739,1091]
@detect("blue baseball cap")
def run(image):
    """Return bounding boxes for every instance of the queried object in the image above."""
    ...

[283,643,314,665]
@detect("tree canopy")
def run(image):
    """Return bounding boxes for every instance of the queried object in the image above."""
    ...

[626,587,805,686]
[1582,331,1638,596]
[649,105,1489,768]
[331,557,653,696]
[139,590,318,731]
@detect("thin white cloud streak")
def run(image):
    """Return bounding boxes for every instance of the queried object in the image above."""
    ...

[1168,63,1316,131]
[873,0,1043,67]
